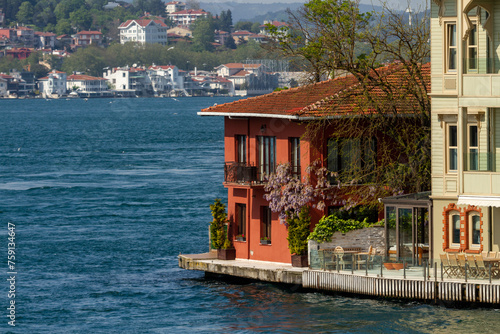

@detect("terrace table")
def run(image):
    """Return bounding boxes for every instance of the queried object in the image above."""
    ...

[318,249,360,270]
[481,257,500,278]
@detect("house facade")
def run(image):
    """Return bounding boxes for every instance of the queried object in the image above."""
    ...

[74,31,103,47]
[103,66,151,95]
[119,19,168,45]
[165,1,186,14]
[0,76,8,97]
[215,63,279,96]
[38,70,67,98]
[15,26,34,46]
[148,65,185,94]
[168,9,208,26]
[199,64,429,264]
[430,1,500,256]
[35,32,56,49]
[67,74,108,93]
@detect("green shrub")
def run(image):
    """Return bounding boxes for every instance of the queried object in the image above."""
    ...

[209,199,227,249]
[308,215,371,243]
[287,206,311,255]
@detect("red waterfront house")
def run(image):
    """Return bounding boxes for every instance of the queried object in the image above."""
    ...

[199,63,430,264]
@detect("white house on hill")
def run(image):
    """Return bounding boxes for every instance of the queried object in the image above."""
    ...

[38,70,67,98]
[119,19,168,45]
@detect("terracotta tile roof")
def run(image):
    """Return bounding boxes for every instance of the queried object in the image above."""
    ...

[214,76,231,83]
[260,21,289,28]
[35,31,56,37]
[149,65,175,70]
[76,31,102,35]
[0,74,13,79]
[232,70,250,77]
[119,19,167,28]
[200,63,430,119]
[170,9,207,15]
[221,63,244,69]
[243,64,262,69]
[232,30,253,36]
[67,74,107,81]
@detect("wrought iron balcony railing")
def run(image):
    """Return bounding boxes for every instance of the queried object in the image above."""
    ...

[224,162,259,184]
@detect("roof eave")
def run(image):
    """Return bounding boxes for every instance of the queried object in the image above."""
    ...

[197,111,345,120]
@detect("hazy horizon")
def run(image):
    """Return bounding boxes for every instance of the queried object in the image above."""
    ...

[202,0,429,11]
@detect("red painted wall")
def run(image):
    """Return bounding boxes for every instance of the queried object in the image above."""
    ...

[224,116,324,263]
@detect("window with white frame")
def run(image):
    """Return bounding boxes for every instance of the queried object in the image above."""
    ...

[450,213,461,246]
[470,213,481,247]
[236,135,246,164]
[447,124,458,172]
[467,23,478,71]
[468,124,478,171]
[446,23,457,72]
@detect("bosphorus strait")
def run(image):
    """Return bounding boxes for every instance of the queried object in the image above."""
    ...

[1,97,499,333]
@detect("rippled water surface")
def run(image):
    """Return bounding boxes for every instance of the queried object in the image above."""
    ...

[1,98,499,333]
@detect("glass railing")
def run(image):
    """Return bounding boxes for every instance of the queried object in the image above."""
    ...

[309,249,500,281]
[463,57,495,74]
[464,152,497,172]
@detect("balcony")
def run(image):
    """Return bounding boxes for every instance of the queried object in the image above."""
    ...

[463,152,500,196]
[224,162,259,184]
[462,57,500,98]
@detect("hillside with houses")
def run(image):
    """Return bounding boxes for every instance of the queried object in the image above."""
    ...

[0,1,304,98]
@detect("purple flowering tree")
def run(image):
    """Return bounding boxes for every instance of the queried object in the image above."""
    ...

[263,161,337,224]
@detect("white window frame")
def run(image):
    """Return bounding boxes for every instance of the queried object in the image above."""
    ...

[445,22,458,73]
[446,123,458,173]
[467,22,478,72]
[467,124,479,171]
[449,212,461,249]
[469,213,481,249]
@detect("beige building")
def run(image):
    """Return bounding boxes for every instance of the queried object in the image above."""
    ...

[431,0,500,257]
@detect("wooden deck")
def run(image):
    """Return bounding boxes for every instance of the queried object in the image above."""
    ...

[179,254,500,305]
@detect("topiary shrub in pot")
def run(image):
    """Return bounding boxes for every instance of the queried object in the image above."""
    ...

[287,206,311,267]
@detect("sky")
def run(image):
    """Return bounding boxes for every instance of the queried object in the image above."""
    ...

[206,0,429,11]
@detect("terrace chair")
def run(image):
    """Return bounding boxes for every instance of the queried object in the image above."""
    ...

[356,246,372,270]
[474,255,489,279]
[323,250,337,271]
[466,255,478,279]
[334,246,353,270]
[457,254,467,277]
[368,247,377,269]
[448,253,461,277]
[440,253,453,278]
[496,251,500,258]
[482,251,489,258]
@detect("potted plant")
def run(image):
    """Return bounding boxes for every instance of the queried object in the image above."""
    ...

[210,198,228,250]
[287,206,311,267]
[235,234,245,242]
[260,236,271,245]
[218,238,236,260]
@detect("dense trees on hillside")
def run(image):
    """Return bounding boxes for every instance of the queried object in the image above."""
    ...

[58,41,265,77]
[1,0,168,33]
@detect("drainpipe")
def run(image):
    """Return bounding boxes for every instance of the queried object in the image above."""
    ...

[247,118,251,259]
[489,206,492,251]
[248,187,252,259]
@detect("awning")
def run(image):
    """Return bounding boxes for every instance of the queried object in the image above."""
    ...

[457,195,500,208]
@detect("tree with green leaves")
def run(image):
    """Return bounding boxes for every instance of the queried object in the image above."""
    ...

[209,199,228,250]
[219,9,232,32]
[191,17,215,52]
[224,35,237,49]
[234,21,253,32]
[16,1,34,24]
[287,206,311,255]
[267,0,431,210]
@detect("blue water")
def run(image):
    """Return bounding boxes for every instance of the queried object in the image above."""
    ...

[1,97,499,333]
